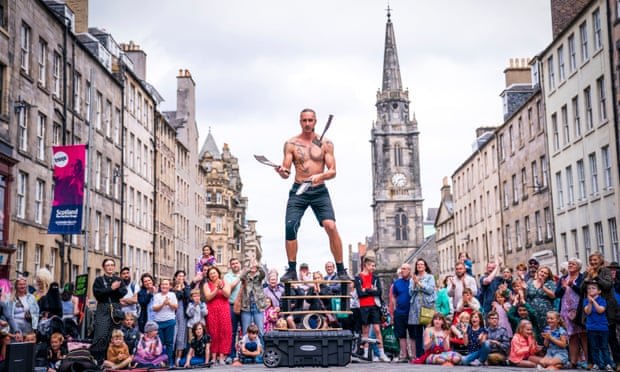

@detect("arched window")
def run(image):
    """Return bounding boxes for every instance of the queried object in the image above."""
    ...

[395,210,408,241]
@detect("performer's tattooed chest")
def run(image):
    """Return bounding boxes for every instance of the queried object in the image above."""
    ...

[292,142,323,174]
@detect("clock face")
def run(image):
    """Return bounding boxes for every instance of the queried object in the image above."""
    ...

[391,172,407,187]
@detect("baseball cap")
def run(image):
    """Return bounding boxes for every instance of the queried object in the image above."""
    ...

[300,263,309,269]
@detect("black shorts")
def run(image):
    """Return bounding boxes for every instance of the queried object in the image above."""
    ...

[393,314,414,339]
[285,184,336,240]
[359,306,381,326]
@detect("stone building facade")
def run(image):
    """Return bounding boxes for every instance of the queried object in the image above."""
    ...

[5,0,124,289]
[166,70,208,278]
[0,0,255,295]
[200,132,253,273]
[497,65,556,270]
[540,0,619,263]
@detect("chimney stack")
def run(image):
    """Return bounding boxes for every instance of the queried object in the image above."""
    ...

[440,177,452,203]
[504,58,531,87]
[63,0,88,34]
[121,41,147,81]
[550,0,590,39]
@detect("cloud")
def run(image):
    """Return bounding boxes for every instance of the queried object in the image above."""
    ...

[89,0,552,273]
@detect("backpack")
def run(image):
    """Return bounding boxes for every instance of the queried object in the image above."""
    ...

[58,348,99,372]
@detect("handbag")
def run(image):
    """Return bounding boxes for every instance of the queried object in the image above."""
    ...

[110,302,125,324]
[17,297,32,322]
[233,281,246,315]
[418,294,434,326]
[102,275,125,324]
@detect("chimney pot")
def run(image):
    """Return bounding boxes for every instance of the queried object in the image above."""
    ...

[178,69,183,77]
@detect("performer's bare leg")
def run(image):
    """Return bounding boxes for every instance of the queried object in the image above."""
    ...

[285,239,298,262]
[322,220,342,262]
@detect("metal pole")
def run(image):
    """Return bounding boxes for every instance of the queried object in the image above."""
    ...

[83,68,94,273]
[59,17,68,286]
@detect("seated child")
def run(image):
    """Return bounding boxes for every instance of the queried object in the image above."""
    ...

[450,311,471,342]
[508,319,543,367]
[120,312,140,354]
[508,303,540,338]
[263,297,280,332]
[537,311,569,370]
[485,311,511,365]
[455,288,481,313]
[23,331,37,343]
[102,329,132,370]
[185,289,208,342]
[181,322,211,368]
[491,289,513,338]
[274,318,288,330]
[0,329,10,365]
[462,311,488,366]
[132,321,168,368]
[46,333,66,372]
[239,324,263,364]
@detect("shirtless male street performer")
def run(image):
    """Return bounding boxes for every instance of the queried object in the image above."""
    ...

[275,108,351,282]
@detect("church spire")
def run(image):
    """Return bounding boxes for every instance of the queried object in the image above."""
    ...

[382,8,402,93]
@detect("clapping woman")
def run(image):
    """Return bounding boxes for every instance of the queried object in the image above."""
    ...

[202,267,231,365]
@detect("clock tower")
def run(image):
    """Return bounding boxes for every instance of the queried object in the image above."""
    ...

[370,10,424,271]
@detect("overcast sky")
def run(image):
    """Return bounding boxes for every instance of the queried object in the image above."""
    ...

[89,0,552,274]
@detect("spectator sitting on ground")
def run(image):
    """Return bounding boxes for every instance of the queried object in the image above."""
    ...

[120,312,140,355]
[133,321,168,368]
[181,322,211,368]
[102,329,132,370]
[485,311,511,366]
[239,324,263,364]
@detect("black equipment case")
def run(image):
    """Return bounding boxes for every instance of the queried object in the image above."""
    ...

[263,329,354,368]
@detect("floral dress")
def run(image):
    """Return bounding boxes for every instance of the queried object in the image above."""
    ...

[526,279,556,339]
[424,329,461,364]
[558,278,584,335]
[263,305,279,332]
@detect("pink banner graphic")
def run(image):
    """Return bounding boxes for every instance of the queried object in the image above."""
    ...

[48,144,85,234]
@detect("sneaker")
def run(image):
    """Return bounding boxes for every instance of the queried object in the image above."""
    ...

[470,359,482,367]
[592,365,600,371]
[372,356,380,362]
[378,353,390,362]
[537,364,545,371]
[337,268,353,281]
[224,357,232,365]
[605,366,614,372]
[280,268,298,282]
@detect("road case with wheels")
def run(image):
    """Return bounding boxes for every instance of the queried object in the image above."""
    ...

[263,329,353,368]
